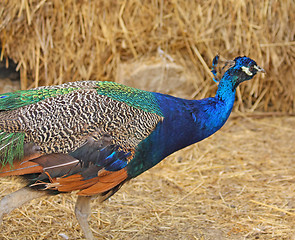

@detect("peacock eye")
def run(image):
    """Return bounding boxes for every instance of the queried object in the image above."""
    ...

[249,65,254,72]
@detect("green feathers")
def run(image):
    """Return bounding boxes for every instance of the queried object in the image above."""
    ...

[0,131,25,167]
[0,81,163,116]
[0,87,80,111]
[95,81,163,117]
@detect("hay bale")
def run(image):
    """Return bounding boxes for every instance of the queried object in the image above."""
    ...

[116,57,191,98]
[0,0,294,112]
[0,78,20,93]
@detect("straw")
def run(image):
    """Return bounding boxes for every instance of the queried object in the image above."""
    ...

[0,0,294,112]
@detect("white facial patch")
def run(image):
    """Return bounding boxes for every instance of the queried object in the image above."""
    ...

[241,66,253,76]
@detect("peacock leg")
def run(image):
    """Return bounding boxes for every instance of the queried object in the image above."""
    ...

[75,195,94,240]
[0,187,48,223]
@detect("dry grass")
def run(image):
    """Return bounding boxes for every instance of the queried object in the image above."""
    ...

[0,0,294,112]
[0,116,294,240]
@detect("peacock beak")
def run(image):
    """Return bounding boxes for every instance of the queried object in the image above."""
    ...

[254,65,265,73]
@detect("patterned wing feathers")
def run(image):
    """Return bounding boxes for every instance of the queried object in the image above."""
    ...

[0,81,163,197]
[15,89,161,155]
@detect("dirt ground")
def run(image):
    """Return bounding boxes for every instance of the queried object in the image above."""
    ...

[0,115,294,240]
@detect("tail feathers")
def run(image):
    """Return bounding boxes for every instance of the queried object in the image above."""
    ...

[0,87,79,111]
[0,131,25,168]
[0,91,34,110]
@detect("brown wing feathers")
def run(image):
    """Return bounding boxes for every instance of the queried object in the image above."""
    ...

[0,153,79,177]
[77,169,128,196]
[0,145,129,196]
[0,160,42,177]
[54,168,128,196]
[0,152,43,177]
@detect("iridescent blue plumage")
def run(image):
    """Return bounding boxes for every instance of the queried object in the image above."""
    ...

[127,56,264,177]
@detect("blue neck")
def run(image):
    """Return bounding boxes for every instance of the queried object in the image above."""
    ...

[127,75,237,178]
[216,71,237,101]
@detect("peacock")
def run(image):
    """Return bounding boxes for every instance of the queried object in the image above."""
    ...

[0,55,264,239]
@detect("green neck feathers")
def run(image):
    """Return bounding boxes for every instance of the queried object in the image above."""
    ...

[95,81,163,116]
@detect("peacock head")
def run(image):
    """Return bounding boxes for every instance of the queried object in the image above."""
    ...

[212,55,265,90]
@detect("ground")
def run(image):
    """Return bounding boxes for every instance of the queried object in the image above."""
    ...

[0,116,295,240]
